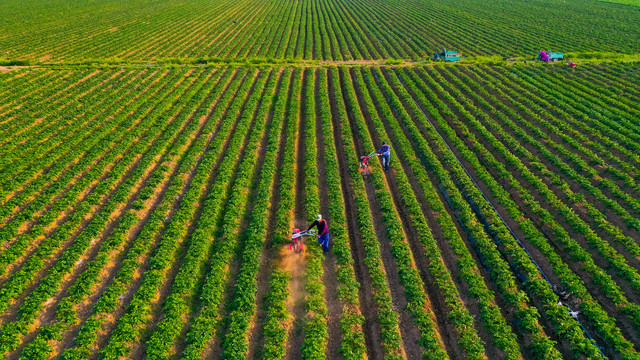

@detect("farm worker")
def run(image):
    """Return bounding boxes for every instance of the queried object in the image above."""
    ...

[539,50,549,62]
[307,214,330,254]
[377,141,391,172]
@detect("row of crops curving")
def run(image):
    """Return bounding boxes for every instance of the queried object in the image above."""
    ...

[2,0,640,63]
[0,62,639,359]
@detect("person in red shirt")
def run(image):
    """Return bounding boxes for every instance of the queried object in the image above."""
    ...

[307,214,330,253]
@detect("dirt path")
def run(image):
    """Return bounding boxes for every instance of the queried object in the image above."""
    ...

[284,70,308,360]
[281,245,309,357]
[4,50,640,72]
[0,66,28,72]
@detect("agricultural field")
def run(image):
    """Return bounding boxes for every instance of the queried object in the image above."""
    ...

[2,0,640,62]
[1,0,640,359]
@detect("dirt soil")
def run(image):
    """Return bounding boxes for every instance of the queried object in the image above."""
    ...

[284,70,308,360]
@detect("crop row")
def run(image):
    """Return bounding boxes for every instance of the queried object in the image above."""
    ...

[27,68,238,360]
[437,66,640,256]
[177,69,278,359]
[396,65,639,358]
[371,67,568,358]
[0,70,164,248]
[299,68,329,360]
[435,64,640,348]
[58,68,252,360]
[0,68,219,358]
[219,68,291,360]
[354,66,544,358]
[315,68,366,359]
[99,69,266,359]
[0,68,195,311]
[22,67,230,358]
[258,69,303,360]
[1,62,639,359]
[0,70,183,273]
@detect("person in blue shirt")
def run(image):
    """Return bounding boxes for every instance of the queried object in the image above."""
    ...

[377,141,391,172]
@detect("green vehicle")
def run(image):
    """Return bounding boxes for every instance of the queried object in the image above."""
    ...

[432,48,461,62]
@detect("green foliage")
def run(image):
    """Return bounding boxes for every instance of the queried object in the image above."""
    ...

[1,0,639,62]
[596,0,640,7]
[0,58,30,66]
[1,0,640,356]
[384,59,403,65]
